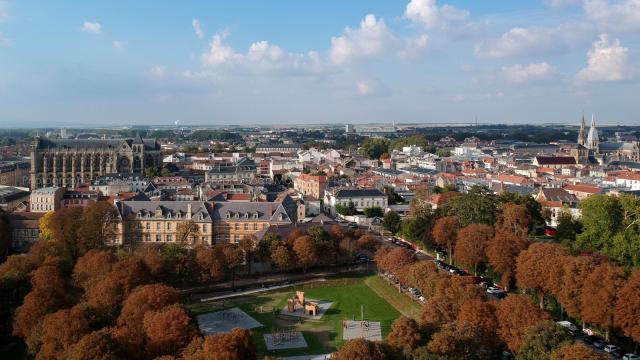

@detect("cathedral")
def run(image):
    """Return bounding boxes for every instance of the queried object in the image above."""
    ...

[575,115,640,164]
[30,134,162,189]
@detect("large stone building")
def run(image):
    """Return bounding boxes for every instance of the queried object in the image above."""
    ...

[30,135,162,189]
[576,115,640,163]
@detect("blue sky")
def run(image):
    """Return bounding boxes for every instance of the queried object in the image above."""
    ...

[0,0,639,126]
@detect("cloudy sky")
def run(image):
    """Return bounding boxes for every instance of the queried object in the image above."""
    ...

[0,0,639,126]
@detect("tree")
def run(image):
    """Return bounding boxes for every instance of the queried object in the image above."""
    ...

[456,299,498,334]
[333,339,386,360]
[615,270,640,344]
[143,305,198,357]
[454,224,493,274]
[384,185,403,205]
[77,201,120,255]
[239,234,258,275]
[495,295,550,352]
[432,216,460,262]
[356,234,377,252]
[292,236,318,273]
[117,284,181,335]
[517,321,572,360]
[515,243,567,308]
[363,206,384,218]
[336,201,357,216]
[427,323,498,360]
[42,207,84,263]
[399,217,432,246]
[195,245,226,283]
[498,192,544,229]
[222,245,245,288]
[270,245,293,273]
[73,249,117,289]
[387,316,423,350]
[438,189,497,227]
[359,138,390,159]
[66,329,119,360]
[38,306,91,360]
[555,210,581,243]
[420,277,485,326]
[577,195,623,253]
[182,328,256,360]
[495,203,531,237]
[557,255,599,320]
[13,257,68,343]
[383,210,401,233]
[550,343,608,360]
[486,230,529,290]
[580,262,625,340]
[375,247,416,280]
[176,221,202,244]
[405,261,446,298]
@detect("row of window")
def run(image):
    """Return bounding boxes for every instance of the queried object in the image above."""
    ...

[216,222,267,231]
[143,234,209,243]
[141,222,208,232]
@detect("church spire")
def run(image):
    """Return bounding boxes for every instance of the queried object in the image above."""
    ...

[587,114,599,152]
[577,114,587,146]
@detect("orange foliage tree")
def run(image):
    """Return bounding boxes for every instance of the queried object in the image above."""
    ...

[143,305,199,358]
[615,270,640,344]
[495,294,550,352]
[580,262,626,340]
[454,224,494,274]
[182,328,256,360]
[557,255,600,320]
[515,242,567,308]
[38,306,91,359]
[486,230,529,290]
[420,277,485,326]
[387,316,423,350]
[117,284,180,335]
[73,249,116,289]
[292,235,318,273]
[550,343,608,360]
[332,339,386,360]
[432,216,460,262]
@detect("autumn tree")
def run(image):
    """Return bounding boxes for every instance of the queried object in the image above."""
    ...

[182,328,256,360]
[135,245,170,280]
[515,242,567,308]
[194,245,226,283]
[37,306,91,360]
[456,298,498,334]
[143,305,199,357]
[239,234,258,275]
[495,295,550,352]
[73,249,117,289]
[270,244,293,273]
[222,244,245,288]
[12,257,68,345]
[287,228,306,246]
[580,262,626,340]
[557,255,599,320]
[549,343,608,360]
[486,229,529,289]
[339,236,356,256]
[420,277,485,326]
[42,206,84,263]
[387,316,423,350]
[117,284,180,335]
[176,220,202,244]
[427,323,498,360]
[404,261,445,298]
[615,269,640,344]
[333,339,386,360]
[432,216,460,261]
[292,235,318,273]
[356,234,377,252]
[329,224,345,241]
[454,224,494,274]
[375,247,416,281]
[77,201,120,255]
[517,321,572,360]
[496,203,531,237]
[66,329,119,360]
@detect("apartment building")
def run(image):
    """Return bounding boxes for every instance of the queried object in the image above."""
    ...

[211,201,292,244]
[294,173,328,199]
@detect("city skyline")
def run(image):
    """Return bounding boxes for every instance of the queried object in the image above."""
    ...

[1,0,639,125]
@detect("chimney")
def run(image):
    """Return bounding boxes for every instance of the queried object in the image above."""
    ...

[187,203,192,218]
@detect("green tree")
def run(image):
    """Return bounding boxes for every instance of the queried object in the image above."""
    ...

[517,321,572,360]
[336,201,357,216]
[439,187,497,227]
[359,138,390,159]
[576,195,623,253]
[383,185,403,205]
[498,192,544,229]
[399,216,432,246]
[363,206,384,218]
[383,210,401,234]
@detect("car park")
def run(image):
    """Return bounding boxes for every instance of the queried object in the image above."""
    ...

[604,344,621,354]
[623,353,640,360]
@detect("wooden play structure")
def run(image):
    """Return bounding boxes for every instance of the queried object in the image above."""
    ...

[286,291,319,316]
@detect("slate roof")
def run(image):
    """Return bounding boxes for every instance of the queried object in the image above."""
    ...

[37,137,159,151]
[334,188,385,198]
[118,201,212,221]
[211,201,292,223]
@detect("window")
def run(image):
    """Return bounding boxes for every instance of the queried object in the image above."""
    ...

[156,223,161,230]
[244,223,248,231]
[166,234,172,242]
[146,222,150,230]
[167,223,172,230]
[253,223,258,230]
[234,234,240,242]
[235,223,239,231]
[202,224,207,232]
[155,235,161,242]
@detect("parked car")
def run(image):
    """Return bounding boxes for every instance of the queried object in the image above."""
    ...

[623,353,640,360]
[582,335,599,344]
[604,344,621,354]
[486,286,505,295]
[592,339,606,349]
[494,292,507,299]
[556,321,579,335]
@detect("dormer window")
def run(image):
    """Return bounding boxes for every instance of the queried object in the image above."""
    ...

[234,212,239,219]
[253,212,258,219]
[199,214,204,220]
[136,212,142,219]
[226,212,231,219]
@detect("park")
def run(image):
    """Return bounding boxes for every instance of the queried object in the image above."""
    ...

[186,274,422,359]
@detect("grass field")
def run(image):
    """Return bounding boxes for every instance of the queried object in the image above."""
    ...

[186,274,415,358]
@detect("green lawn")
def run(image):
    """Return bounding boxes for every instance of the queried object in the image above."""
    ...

[186,275,409,358]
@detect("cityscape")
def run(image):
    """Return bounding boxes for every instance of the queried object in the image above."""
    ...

[1,1,640,360]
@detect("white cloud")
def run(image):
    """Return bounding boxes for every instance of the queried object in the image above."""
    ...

[502,62,556,83]
[404,0,469,29]
[576,34,631,82]
[583,0,640,33]
[329,14,394,65]
[356,81,373,95]
[201,33,241,66]
[82,21,102,34]
[192,19,204,39]
[0,32,11,47]
[475,23,592,58]
[148,65,167,78]
[112,40,124,49]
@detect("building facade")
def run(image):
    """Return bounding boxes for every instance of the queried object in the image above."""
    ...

[294,173,328,199]
[30,186,65,212]
[211,201,292,244]
[323,188,388,217]
[30,135,162,189]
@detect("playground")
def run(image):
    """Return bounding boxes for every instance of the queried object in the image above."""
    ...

[188,274,416,358]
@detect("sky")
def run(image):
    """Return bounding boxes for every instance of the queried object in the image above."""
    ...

[0,0,639,127]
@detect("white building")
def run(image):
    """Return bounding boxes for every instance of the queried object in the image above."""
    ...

[30,186,64,212]
[323,188,388,217]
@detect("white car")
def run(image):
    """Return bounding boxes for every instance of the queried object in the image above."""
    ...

[486,286,505,295]
[623,354,639,360]
[604,344,620,353]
